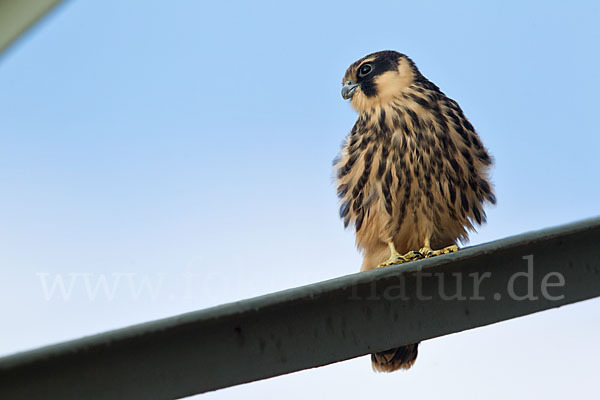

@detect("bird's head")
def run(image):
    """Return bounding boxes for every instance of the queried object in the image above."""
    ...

[341,50,417,114]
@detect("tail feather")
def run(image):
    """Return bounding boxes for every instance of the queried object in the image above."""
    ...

[371,343,419,372]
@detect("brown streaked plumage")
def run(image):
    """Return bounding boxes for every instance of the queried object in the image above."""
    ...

[334,50,495,372]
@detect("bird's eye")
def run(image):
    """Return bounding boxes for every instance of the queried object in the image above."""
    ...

[358,64,373,77]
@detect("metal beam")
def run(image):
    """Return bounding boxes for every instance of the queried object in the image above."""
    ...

[0,0,63,56]
[1,217,599,399]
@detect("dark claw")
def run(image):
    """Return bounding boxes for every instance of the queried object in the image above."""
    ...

[404,251,424,261]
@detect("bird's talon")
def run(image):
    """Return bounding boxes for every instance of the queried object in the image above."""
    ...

[444,245,459,254]
[376,255,406,268]
[417,245,459,258]
[403,250,424,261]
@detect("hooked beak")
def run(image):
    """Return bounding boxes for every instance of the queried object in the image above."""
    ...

[341,82,358,100]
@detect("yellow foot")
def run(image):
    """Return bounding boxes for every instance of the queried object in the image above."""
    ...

[376,242,457,269]
[379,249,427,266]
[418,244,459,258]
[402,250,425,261]
[376,248,426,269]
[376,252,407,268]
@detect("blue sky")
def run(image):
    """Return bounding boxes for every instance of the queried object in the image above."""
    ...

[1,1,599,398]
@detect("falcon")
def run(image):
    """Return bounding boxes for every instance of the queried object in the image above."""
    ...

[334,50,495,372]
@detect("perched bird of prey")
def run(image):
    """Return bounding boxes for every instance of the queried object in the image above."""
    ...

[334,51,495,372]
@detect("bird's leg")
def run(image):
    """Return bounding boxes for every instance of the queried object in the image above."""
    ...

[417,237,459,258]
[376,242,410,268]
